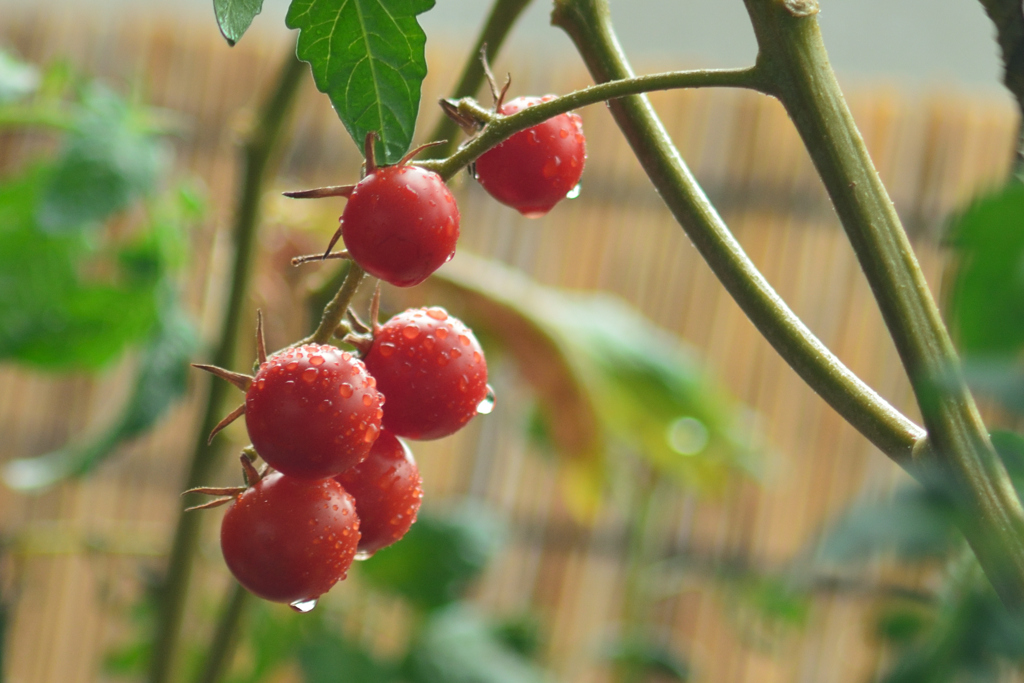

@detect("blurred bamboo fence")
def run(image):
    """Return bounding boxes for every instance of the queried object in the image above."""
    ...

[0,8,1018,683]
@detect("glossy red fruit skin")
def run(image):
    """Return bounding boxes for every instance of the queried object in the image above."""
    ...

[335,430,423,556]
[220,473,360,605]
[341,165,460,287]
[245,344,385,480]
[475,95,586,217]
[363,307,489,440]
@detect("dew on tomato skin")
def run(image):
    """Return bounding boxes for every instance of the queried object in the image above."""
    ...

[286,361,299,371]
[362,394,373,406]
[458,334,470,346]
[378,343,396,357]
[339,383,354,398]
[290,597,319,613]
[459,375,469,392]
[402,325,420,340]
[302,368,318,383]
[450,348,462,359]
[423,336,435,351]
[476,385,496,415]
[559,128,569,138]
[473,351,482,364]
[354,549,375,561]
[256,378,266,390]
[566,183,582,199]
[364,424,379,443]
[436,327,448,340]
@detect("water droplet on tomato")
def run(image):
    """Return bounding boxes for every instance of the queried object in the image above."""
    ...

[286,362,299,371]
[436,327,448,340]
[362,394,373,406]
[476,385,496,414]
[339,383,354,398]
[566,183,582,199]
[364,424,379,443]
[302,368,318,383]
[310,355,325,366]
[379,342,396,357]
[354,549,375,561]
[402,325,420,339]
[542,156,561,178]
[290,597,318,613]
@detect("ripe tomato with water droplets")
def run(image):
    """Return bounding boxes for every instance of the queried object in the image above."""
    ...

[335,430,423,556]
[364,307,491,440]
[220,473,360,605]
[475,95,586,217]
[245,344,384,479]
[341,165,460,287]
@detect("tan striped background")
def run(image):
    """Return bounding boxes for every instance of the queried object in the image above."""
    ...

[0,9,1018,682]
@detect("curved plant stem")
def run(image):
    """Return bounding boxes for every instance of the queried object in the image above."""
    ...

[549,0,922,468]
[147,50,306,683]
[419,66,765,181]
[303,263,367,345]
[423,0,535,159]
[742,0,1024,611]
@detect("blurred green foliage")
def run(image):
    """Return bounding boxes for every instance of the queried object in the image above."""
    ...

[0,49,201,489]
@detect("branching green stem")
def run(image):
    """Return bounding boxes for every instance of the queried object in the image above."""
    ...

[147,50,306,683]
[419,66,764,181]
[423,0,535,159]
[548,0,922,468]
[303,262,367,345]
[742,0,1024,610]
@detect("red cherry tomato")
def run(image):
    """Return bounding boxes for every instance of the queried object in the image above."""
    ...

[245,344,384,479]
[364,307,491,440]
[220,473,360,605]
[475,95,586,217]
[335,430,423,556]
[341,165,460,287]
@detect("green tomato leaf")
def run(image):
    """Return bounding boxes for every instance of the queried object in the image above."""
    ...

[604,638,690,681]
[3,304,198,491]
[286,0,435,164]
[817,484,960,563]
[37,85,169,233]
[299,631,397,683]
[214,0,266,46]
[0,50,40,103]
[359,502,504,610]
[427,254,757,496]
[404,606,551,683]
[945,182,1024,357]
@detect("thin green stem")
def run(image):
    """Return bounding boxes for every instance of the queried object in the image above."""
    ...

[549,0,922,468]
[423,0,535,158]
[147,50,306,683]
[419,66,765,181]
[303,262,367,345]
[743,0,1024,610]
[194,584,250,683]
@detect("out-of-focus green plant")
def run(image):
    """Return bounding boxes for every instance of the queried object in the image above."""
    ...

[0,49,203,490]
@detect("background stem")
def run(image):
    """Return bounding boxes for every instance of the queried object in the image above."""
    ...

[550,0,922,468]
[195,584,249,683]
[743,0,1024,610]
[147,49,305,683]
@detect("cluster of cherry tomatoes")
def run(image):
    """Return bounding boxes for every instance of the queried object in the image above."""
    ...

[191,91,586,610]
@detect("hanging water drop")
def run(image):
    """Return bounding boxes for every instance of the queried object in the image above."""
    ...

[354,549,376,561]
[566,183,582,199]
[476,385,496,415]
[289,597,318,613]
